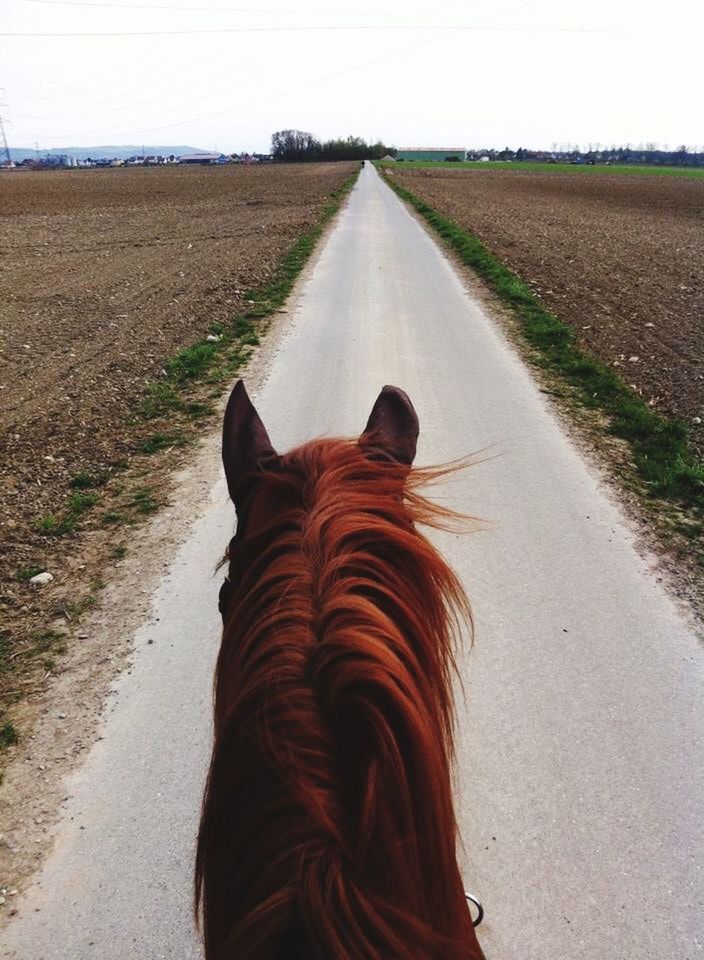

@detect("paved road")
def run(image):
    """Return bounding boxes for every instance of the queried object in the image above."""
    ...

[4,165,703,959]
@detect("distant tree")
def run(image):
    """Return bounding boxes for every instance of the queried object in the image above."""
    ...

[271,129,321,162]
[448,141,703,169]
[271,130,395,163]
[674,144,689,166]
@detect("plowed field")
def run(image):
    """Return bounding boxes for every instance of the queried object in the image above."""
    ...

[386,166,704,455]
[0,162,356,723]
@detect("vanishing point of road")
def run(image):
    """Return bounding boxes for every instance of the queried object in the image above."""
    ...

[3,164,702,960]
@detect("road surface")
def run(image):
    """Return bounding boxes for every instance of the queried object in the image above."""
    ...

[3,164,703,959]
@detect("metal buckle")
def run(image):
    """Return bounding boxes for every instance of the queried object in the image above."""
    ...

[465,893,484,928]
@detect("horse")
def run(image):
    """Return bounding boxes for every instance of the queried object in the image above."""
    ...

[196,380,484,960]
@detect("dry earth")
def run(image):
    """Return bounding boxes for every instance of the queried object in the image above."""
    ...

[386,166,704,455]
[0,162,356,766]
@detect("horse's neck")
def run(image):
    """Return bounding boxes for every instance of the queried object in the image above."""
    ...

[276,922,308,959]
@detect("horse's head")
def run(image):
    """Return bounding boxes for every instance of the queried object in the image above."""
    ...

[218,380,420,622]
[199,381,484,960]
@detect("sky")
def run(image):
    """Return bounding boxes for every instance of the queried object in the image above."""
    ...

[1,0,702,153]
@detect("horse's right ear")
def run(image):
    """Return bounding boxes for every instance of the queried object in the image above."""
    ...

[222,381,278,505]
[359,385,419,465]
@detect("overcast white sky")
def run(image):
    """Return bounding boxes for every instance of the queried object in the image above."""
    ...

[2,0,702,153]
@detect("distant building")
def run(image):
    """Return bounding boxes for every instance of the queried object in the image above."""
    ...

[395,147,465,162]
[18,154,72,169]
[230,153,271,164]
[178,152,223,165]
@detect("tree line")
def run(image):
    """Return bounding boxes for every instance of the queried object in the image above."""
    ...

[271,130,395,162]
[467,145,704,168]
[271,130,704,168]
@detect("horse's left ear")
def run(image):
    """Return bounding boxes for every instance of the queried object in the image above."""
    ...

[222,380,278,504]
[359,385,419,465]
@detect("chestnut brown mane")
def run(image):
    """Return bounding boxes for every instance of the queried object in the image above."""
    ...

[196,383,483,960]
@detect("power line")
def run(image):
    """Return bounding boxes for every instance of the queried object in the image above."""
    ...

[7,2,533,143]
[16,1,614,148]
[1,24,616,37]
[24,0,290,10]
[25,0,297,10]
[24,0,425,18]
[9,27,460,141]
[16,70,271,130]
[12,63,266,120]
[12,75,127,102]
[11,62,188,102]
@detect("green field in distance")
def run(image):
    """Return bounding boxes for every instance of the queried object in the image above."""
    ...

[377,160,704,179]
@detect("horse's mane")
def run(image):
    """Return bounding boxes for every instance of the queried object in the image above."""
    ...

[196,437,480,959]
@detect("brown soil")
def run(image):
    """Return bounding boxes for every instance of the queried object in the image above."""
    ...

[0,162,356,748]
[386,167,704,455]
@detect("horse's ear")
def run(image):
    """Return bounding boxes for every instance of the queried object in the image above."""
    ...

[222,380,278,504]
[359,385,419,465]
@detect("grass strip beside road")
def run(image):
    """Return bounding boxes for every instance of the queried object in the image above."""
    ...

[382,170,704,523]
[142,170,359,405]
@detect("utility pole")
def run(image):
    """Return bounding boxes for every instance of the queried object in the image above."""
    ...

[0,88,11,166]
[0,112,11,166]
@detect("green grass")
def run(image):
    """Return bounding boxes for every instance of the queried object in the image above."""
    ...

[33,487,102,537]
[101,510,126,526]
[33,513,70,535]
[140,381,185,420]
[0,722,18,749]
[69,471,109,490]
[382,173,704,514]
[0,632,10,673]
[33,629,65,655]
[73,593,97,615]
[129,488,159,515]
[185,400,213,420]
[378,159,704,179]
[69,491,99,514]
[166,342,220,383]
[139,432,186,455]
[16,565,44,582]
[0,628,69,686]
